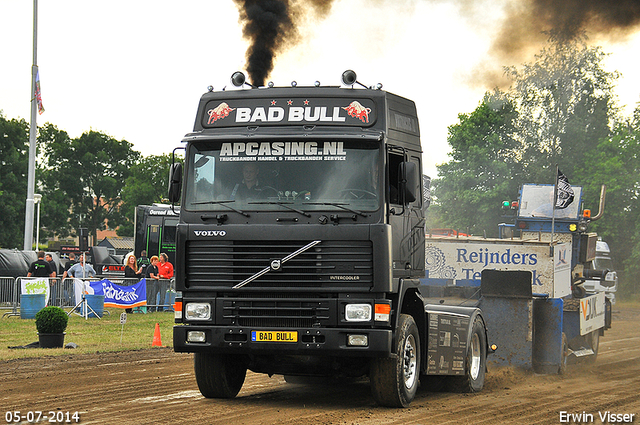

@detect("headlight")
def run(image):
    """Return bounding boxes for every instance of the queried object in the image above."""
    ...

[345,304,372,322]
[184,303,211,320]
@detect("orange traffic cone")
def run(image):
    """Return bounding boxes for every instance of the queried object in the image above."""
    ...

[152,323,162,347]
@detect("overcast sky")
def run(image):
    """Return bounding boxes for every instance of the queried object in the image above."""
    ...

[1,0,639,179]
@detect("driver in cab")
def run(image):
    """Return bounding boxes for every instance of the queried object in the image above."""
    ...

[230,162,267,201]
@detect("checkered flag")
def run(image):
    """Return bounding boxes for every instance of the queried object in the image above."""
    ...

[555,169,574,209]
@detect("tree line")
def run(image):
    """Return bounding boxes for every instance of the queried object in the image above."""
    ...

[0,119,178,249]
[1,31,638,298]
[429,31,640,299]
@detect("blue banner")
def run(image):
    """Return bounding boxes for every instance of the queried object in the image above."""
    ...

[89,279,147,308]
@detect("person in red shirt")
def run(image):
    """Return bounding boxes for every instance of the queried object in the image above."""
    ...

[157,253,174,279]
[155,253,174,312]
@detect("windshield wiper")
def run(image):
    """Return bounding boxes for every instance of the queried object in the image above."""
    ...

[303,202,367,217]
[249,201,311,217]
[192,200,250,217]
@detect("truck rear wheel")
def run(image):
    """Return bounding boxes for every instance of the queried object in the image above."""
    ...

[370,314,420,407]
[585,330,600,364]
[447,316,486,393]
[194,352,247,398]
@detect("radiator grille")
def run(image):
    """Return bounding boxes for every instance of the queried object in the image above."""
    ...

[185,240,373,290]
[220,297,333,327]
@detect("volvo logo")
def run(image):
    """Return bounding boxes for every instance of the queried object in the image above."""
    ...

[270,259,281,271]
[194,230,227,237]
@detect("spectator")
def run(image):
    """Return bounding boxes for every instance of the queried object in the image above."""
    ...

[144,256,160,312]
[61,253,77,305]
[61,253,77,280]
[124,254,142,313]
[44,253,58,277]
[156,253,174,312]
[137,250,150,275]
[45,253,58,305]
[27,251,55,278]
[125,254,142,280]
[67,253,96,279]
[66,253,96,307]
[157,253,174,280]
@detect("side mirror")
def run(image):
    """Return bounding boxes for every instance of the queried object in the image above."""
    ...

[399,162,418,204]
[168,163,183,203]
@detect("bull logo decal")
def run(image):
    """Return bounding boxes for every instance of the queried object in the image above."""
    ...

[343,101,371,123]
[207,102,235,124]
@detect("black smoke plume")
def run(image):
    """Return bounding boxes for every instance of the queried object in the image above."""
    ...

[232,0,640,89]
[234,0,335,87]
[480,0,640,87]
[495,0,640,58]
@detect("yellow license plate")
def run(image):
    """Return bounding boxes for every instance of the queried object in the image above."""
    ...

[251,330,298,343]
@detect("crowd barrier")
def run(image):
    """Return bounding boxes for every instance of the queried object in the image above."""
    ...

[0,276,175,318]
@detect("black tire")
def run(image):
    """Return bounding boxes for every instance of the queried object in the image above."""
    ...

[559,332,568,375]
[194,352,247,398]
[585,330,600,364]
[370,314,420,407]
[447,316,486,393]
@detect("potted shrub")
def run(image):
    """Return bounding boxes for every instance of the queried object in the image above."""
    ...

[35,306,68,348]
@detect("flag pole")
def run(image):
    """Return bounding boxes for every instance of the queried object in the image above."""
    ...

[550,164,558,257]
[23,0,38,250]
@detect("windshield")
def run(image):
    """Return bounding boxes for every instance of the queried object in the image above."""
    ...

[184,140,380,212]
[592,257,613,270]
[518,184,582,219]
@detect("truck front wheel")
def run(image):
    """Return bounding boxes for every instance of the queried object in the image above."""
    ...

[370,314,420,407]
[194,352,247,398]
[446,316,486,393]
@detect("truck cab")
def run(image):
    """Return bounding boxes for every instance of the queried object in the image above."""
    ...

[583,240,618,304]
[169,71,478,407]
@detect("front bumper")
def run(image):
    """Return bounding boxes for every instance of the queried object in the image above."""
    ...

[174,325,392,357]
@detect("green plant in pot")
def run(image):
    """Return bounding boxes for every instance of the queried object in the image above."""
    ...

[35,306,68,348]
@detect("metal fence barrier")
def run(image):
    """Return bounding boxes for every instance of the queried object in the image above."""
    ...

[0,276,17,314]
[1,276,176,317]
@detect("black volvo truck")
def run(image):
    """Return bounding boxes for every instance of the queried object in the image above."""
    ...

[170,71,488,407]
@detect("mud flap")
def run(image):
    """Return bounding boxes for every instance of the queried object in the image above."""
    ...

[479,270,533,369]
[532,298,564,374]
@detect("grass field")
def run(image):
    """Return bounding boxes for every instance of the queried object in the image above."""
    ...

[2,299,638,362]
[0,307,175,361]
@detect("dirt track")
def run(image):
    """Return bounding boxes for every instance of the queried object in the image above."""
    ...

[1,307,638,425]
